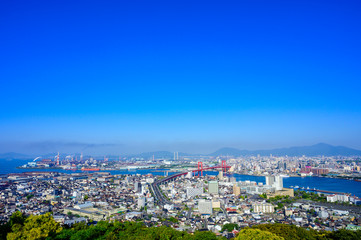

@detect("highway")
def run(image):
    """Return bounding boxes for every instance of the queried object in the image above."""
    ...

[151,164,231,206]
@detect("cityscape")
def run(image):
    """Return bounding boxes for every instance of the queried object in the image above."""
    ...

[1,149,361,239]
[1,0,361,239]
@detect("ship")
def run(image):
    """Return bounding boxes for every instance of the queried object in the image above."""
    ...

[279,174,290,178]
[81,167,100,171]
[63,166,77,170]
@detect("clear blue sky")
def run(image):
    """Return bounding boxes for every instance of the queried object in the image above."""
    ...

[1,0,360,154]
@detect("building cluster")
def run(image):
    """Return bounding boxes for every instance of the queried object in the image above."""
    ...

[224,155,361,179]
[150,171,361,236]
[1,167,361,237]
[0,172,154,223]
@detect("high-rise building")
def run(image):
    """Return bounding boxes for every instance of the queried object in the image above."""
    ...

[208,181,219,194]
[186,187,203,198]
[218,171,224,181]
[265,175,283,191]
[265,176,275,186]
[233,184,241,196]
[134,182,141,193]
[198,200,213,214]
[274,176,283,190]
[138,196,146,209]
[141,182,148,194]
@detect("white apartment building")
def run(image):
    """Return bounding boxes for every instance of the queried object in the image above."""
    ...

[198,199,213,214]
[327,194,350,203]
[186,187,203,198]
[252,202,274,213]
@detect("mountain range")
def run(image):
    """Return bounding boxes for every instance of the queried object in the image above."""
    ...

[210,143,361,157]
[1,143,361,160]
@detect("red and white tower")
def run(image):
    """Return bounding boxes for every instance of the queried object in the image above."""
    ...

[197,161,203,177]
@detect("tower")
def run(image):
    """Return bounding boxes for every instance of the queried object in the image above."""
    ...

[221,160,227,172]
[197,162,203,177]
[56,152,60,166]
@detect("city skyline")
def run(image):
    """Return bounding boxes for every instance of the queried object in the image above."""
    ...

[1,1,361,154]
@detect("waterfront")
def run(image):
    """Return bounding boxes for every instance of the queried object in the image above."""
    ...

[1,159,361,197]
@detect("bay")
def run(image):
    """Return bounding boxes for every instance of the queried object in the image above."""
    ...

[1,159,361,197]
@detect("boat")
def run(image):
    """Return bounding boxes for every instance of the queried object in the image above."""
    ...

[81,167,100,171]
[279,174,289,178]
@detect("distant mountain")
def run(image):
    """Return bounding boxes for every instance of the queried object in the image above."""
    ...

[1,143,360,160]
[0,152,33,160]
[129,151,183,159]
[210,143,361,157]
[211,147,251,157]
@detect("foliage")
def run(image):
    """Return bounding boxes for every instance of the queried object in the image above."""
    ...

[2,212,361,240]
[275,202,284,210]
[54,221,192,240]
[221,223,239,232]
[235,228,284,240]
[251,224,327,240]
[259,193,267,199]
[26,194,34,200]
[9,211,26,226]
[294,190,327,202]
[168,217,178,223]
[0,211,26,239]
[192,231,218,240]
[7,212,62,240]
[327,229,361,240]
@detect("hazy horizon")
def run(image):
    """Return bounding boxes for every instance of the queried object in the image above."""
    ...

[1,141,361,156]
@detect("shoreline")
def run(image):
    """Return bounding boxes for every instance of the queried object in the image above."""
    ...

[15,166,361,181]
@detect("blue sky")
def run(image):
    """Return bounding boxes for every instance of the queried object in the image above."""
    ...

[1,0,361,154]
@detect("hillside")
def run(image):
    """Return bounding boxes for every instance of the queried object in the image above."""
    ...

[210,143,361,157]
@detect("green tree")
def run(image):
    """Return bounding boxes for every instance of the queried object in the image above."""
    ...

[26,194,34,200]
[0,212,26,240]
[235,228,284,240]
[327,229,361,240]
[7,212,62,240]
[192,231,218,240]
[259,193,267,199]
[168,217,178,223]
[252,223,323,240]
[9,211,26,226]
[221,223,239,232]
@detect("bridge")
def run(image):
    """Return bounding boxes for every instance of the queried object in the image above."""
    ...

[150,161,231,205]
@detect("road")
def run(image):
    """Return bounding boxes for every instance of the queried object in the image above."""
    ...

[150,164,231,206]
